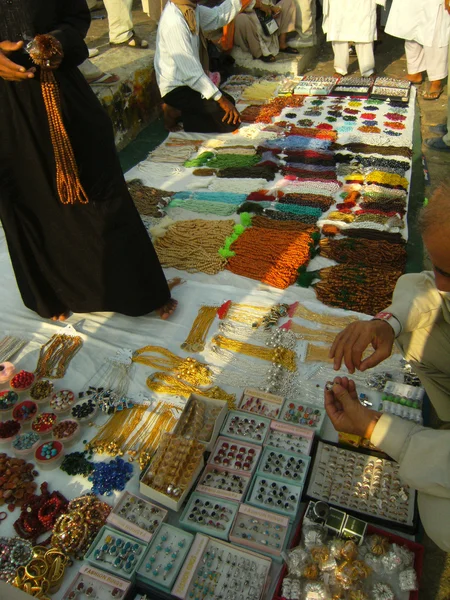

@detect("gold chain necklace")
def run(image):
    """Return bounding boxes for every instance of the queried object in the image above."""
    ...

[211,334,297,372]
[146,372,236,408]
[133,345,212,385]
[181,306,218,352]
[293,303,358,329]
[35,334,83,379]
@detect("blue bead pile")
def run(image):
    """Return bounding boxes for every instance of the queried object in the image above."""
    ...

[89,457,133,496]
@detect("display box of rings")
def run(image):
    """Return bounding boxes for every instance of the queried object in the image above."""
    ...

[208,436,262,475]
[195,463,252,502]
[135,523,194,592]
[173,394,228,452]
[172,533,272,600]
[237,388,285,420]
[306,441,417,530]
[63,564,132,600]
[106,491,168,543]
[220,410,271,445]
[246,473,303,521]
[265,420,314,456]
[179,491,239,540]
[279,399,326,435]
[229,503,291,560]
[85,525,147,581]
[257,446,311,487]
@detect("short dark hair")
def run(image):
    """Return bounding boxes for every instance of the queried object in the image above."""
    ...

[418,184,450,235]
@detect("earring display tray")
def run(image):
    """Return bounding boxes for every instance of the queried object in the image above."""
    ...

[208,436,262,475]
[229,503,291,560]
[172,534,272,600]
[306,441,417,531]
[62,564,132,600]
[264,419,314,455]
[85,525,147,581]
[220,410,271,444]
[195,463,252,502]
[135,523,194,592]
[107,491,168,542]
[246,474,303,521]
[257,446,310,486]
[179,492,239,541]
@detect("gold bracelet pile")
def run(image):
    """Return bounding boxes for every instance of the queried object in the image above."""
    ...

[133,345,213,385]
[35,334,83,379]
[181,305,218,352]
[211,334,297,372]
[13,546,69,599]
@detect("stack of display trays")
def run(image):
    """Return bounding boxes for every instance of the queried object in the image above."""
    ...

[294,75,339,96]
[332,76,373,98]
[371,76,411,103]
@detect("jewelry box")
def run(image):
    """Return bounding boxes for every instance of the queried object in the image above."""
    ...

[63,564,132,600]
[107,491,168,543]
[332,77,373,98]
[208,436,262,475]
[371,86,410,103]
[294,76,338,96]
[173,394,228,451]
[195,463,252,502]
[264,420,314,455]
[256,446,311,487]
[172,534,272,600]
[238,388,285,420]
[179,492,239,540]
[229,503,291,560]
[279,399,326,434]
[135,523,194,592]
[220,410,271,445]
[306,441,417,531]
[85,525,148,581]
[246,474,303,521]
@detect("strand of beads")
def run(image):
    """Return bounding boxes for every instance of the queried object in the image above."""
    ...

[319,237,407,268]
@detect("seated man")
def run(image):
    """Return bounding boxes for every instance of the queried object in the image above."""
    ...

[155,0,241,133]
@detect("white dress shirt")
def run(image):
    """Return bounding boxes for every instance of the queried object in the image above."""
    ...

[155,0,241,100]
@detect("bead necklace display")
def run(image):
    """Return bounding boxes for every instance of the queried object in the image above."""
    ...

[280,399,325,432]
[230,504,290,557]
[257,446,310,485]
[238,389,284,419]
[221,410,270,444]
[86,525,146,579]
[196,465,251,501]
[0,454,38,510]
[180,492,239,540]
[211,335,297,372]
[265,421,314,455]
[141,433,204,499]
[209,437,261,473]
[247,474,302,519]
[34,333,83,379]
[128,180,173,217]
[10,370,34,391]
[307,442,414,526]
[181,305,218,352]
[52,493,112,558]
[108,491,168,542]
[137,524,193,590]
[0,537,33,583]
[319,237,407,268]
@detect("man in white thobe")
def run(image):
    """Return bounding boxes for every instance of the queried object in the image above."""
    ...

[322,0,385,77]
[386,0,450,100]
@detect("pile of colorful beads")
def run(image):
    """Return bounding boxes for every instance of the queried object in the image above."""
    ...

[0,390,18,412]
[0,420,21,441]
[71,399,96,421]
[30,379,54,401]
[12,431,40,452]
[31,412,57,434]
[12,401,37,424]
[50,390,75,413]
[0,537,34,583]
[10,370,34,391]
[89,457,133,496]
[36,441,62,460]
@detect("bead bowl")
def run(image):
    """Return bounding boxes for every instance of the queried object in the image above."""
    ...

[31,412,58,437]
[35,440,65,470]
[52,419,81,447]
[13,400,38,427]
[29,379,54,404]
[0,390,19,419]
[49,389,76,415]
[10,370,35,392]
[71,399,98,423]
[12,431,41,457]
[0,419,21,446]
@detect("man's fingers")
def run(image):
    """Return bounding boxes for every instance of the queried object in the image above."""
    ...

[359,344,391,371]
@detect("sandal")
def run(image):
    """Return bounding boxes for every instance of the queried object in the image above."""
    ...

[423,87,444,101]
[110,31,149,49]
[279,47,299,55]
[259,55,276,63]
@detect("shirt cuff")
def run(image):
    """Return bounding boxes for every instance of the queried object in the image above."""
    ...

[370,413,415,461]
[212,90,222,101]
[372,313,402,337]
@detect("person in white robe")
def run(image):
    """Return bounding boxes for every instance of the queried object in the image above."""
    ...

[385,0,450,100]
[322,0,385,77]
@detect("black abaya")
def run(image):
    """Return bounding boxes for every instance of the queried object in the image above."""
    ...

[0,0,171,319]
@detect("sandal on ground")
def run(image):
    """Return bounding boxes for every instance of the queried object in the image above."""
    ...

[429,123,448,135]
[258,55,276,63]
[423,87,444,101]
[110,31,149,49]
[406,74,423,86]
[279,46,299,55]
[86,72,120,86]
[424,137,450,152]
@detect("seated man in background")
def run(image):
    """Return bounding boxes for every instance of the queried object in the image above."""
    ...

[155,0,241,132]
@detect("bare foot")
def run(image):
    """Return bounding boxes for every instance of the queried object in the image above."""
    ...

[162,103,182,132]
[406,72,423,84]
[51,312,70,322]
[158,298,178,320]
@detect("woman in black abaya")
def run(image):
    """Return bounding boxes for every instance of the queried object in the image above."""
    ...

[0,0,177,320]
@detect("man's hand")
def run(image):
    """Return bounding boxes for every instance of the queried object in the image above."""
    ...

[446,0,450,15]
[0,41,35,82]
[324,377,381,438]
[271,6,281,15]
[329,319,395,373]
[218,95,241,126]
